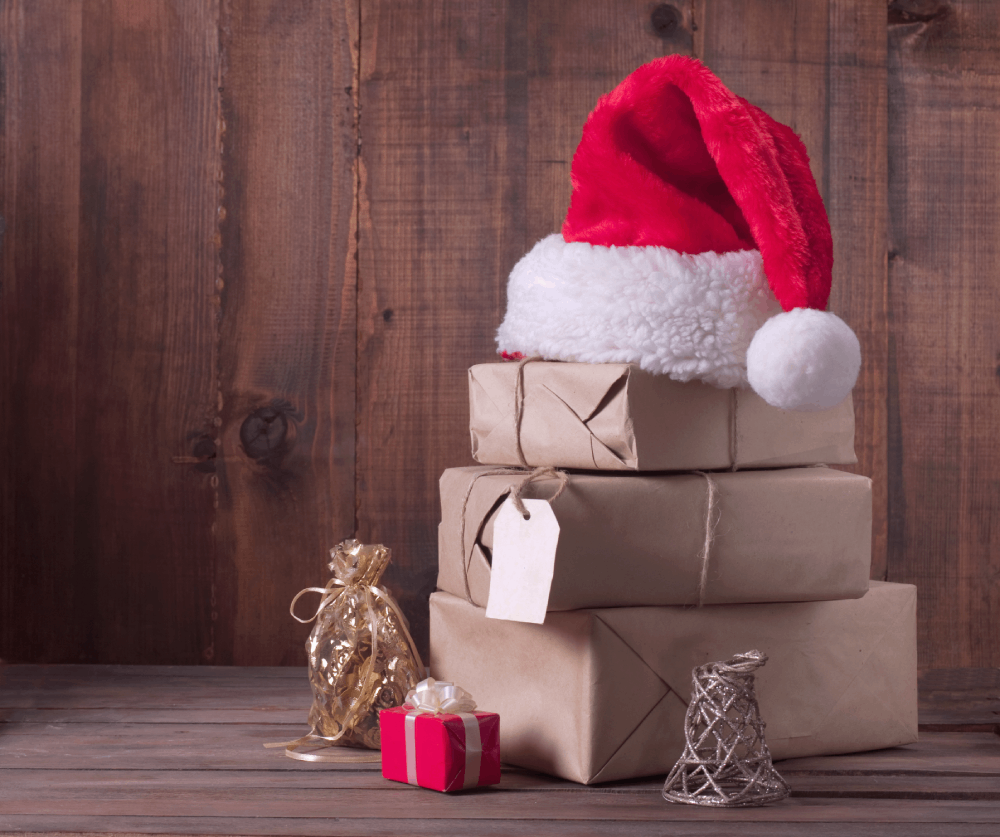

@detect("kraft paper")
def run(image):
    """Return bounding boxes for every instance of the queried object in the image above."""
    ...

[437,465,872,614]
[429,582,918,785]
[469,362,857,471]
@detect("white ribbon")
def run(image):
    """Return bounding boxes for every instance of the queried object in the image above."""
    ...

[405,678,477,714]
[402,678,483,789]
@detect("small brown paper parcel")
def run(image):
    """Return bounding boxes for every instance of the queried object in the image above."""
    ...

[469,362,857,471]
[437,465,872,620]
[430,582,918,785]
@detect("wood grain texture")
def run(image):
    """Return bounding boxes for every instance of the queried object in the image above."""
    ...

[0,1,83,663]
[215,0,358,666]
[74,0,222,663]
[826,0,890,579]
[2,821,1000,837]
[1,0,222,664]
[1,665,998,835]
[355,0,524,657]
[355,0,693,658]
[0,0,997,671]
[887,0,1000,668]
[1,1,360,666]
[694,0,890,578]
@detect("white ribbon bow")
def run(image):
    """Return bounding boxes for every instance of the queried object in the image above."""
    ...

[402,678,483,789]
[405,677,477,715]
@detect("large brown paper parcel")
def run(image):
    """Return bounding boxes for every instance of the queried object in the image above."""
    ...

[430,582,917,785]
[438,465,872,618]
[469,362,857,470]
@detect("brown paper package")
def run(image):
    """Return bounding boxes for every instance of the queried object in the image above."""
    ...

[438,465,872,612]
[469,362,857,471]
[429,582,917,785]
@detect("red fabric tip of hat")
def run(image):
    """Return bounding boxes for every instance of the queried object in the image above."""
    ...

[562,55,833,312]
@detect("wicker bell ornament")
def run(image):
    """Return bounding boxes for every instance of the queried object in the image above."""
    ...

[662,650,790,807]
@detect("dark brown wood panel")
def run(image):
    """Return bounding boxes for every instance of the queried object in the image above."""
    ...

[0,2,83,663]
[215,1,358,666]
[1,1,223,664]
[826,1,890,578]
[356,0,695,659]
[356,0,515,656]
[1,1,998,671]
[887,0,1000,668]
[695,0,890,578]
[73,0,222,664]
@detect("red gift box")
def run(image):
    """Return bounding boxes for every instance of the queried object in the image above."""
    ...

[380,680,500,792]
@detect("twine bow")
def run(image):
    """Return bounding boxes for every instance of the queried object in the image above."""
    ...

[458,465,569,603]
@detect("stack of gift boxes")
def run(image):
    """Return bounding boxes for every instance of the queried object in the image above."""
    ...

[428,362,917,785]
[422,54,918,786]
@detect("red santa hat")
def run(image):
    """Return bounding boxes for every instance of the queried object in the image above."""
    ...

[496,55,860,411]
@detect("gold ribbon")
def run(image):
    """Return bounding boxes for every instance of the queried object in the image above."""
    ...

[458,465,569,603]
[264,578,425,763]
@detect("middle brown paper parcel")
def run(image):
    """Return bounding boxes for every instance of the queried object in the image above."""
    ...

[438,465,872,620]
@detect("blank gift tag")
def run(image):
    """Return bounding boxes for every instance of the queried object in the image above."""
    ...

[486,498,560,624]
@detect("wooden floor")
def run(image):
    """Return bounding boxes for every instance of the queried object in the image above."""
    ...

[1,666,998,836]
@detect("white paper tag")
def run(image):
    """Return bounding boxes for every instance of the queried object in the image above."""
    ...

[486,498,559,624]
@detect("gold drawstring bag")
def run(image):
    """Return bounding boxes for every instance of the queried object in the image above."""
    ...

[269,540,424,761]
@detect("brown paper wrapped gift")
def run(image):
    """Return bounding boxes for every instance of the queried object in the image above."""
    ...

[437,465,871,618]
[429,582,917,785]
[469,362,857,471]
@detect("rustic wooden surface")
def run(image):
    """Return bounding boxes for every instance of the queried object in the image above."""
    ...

[2,0,222,664]
[2,0,998,668]
[886,0,1000,669]
[1,665,999,836]
[214,1,358,666]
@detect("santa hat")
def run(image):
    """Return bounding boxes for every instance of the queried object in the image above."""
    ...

[496,55,860,411]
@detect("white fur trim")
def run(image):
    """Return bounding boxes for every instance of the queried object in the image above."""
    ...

[497,234,780,388]
[746,308,861,411]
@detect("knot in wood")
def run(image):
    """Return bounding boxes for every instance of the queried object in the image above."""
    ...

[650,4,682,39]
[240,405,289,461]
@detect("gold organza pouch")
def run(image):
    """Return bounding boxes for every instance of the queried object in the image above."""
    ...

[267,540,424,761]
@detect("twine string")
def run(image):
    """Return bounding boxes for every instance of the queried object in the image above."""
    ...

[730,388,741,471]
[693,471,720,607]
[458,466,713,606]
[457,465,569,604]
[512,355,544,467]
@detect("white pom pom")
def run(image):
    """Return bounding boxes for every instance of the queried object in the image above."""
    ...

[746,308,861,411]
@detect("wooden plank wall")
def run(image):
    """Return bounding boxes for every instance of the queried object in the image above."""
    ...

[887,0,1000,668]
[1,0,997,670]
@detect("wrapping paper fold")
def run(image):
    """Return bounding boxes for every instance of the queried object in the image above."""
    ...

[380,706,501,792]
[469,362,857,471]
[438,465,872,616]
[429,582,918,785]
